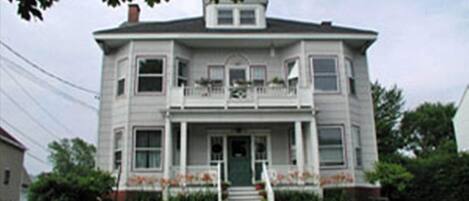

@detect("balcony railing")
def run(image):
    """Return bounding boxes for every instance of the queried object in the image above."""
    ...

[169,85,313,109]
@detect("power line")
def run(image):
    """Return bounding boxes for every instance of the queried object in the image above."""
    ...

[0,56,98,112]
[0,118,50,153]
[0,88,62,141]
[26,152,51,167]
[2,67,77,138]
[0,40,100,97]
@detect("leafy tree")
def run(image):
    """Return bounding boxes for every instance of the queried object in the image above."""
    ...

[6,0,244,21]
[400,102,456,157]
[365,162,413,201]
[371,81,405,159]
[29,138,115,201]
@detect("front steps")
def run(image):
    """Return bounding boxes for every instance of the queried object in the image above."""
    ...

[228,186,262,201]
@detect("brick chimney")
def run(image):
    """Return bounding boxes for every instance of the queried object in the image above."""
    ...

[128,4,140,23]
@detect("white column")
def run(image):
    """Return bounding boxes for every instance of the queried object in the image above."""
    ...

[309,117,322,197]
[180,122,188,177]
[294,121,305,177]
[163,113,172,179]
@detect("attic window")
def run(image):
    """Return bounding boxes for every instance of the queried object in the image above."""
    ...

[217,9,234,25]
[240,9,256,25]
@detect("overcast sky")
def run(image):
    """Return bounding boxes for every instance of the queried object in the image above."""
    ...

[1,0,468,175]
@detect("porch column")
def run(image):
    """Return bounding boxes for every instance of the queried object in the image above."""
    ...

[180,122,188,177]
[294,121,305,182]
[309,117,322,197]
[163,113,172,179]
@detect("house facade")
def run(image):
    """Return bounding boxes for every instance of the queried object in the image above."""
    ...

[94,0,380,200]
[454,86,469,153]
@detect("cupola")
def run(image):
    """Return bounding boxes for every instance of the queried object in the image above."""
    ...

[203,0,268,29]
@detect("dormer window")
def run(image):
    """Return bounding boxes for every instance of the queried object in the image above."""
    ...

[217,9,234,25]
[240,9,256,25]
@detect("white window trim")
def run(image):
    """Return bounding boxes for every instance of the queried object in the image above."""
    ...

[175,58,189,87]
[239,9,257,26]
[284,58,300,88]
[310,56,341,94]
[250,65,267,86]
[217,8,235,26]
[132,127,164,172]
[345,58,357,96]
[352,125,363,168]
[215,6,260,28]
[135,56,166,95]
[115,58,128,98]
[113,128,124,171]
[318,125,347,169]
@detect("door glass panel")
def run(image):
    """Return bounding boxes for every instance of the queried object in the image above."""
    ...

[231,140,248,158]
[229,69,246,86]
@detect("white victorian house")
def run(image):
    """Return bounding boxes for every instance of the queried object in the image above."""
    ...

[454,86,469,153]
[94,0,380,200]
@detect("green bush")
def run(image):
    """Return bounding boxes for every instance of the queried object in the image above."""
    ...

[365,162,413,200]
[126,191,162,201]
[169,191,217,201]
[323,188,348,201]
[274,190,320,201]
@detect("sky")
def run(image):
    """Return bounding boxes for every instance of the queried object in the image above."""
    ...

[0,0,468,175]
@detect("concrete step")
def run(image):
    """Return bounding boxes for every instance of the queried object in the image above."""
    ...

[229,186,256,192]
[228,186,262,201]
[228,190,259,196]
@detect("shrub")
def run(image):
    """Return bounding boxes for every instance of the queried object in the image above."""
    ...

[169,191,217,201]
[126,191,162,201]
[365,162,413,201]
[274,190,320,201]
[323,188,348,201]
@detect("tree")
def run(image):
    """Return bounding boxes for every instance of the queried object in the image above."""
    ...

[6,0,244,21]
[371,81,405,159]
[365,162,413,201]
[400,102,456,157]
[29,138,115,201]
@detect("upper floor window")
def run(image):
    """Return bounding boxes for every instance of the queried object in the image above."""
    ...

[318,126,345,167]
[250,66,266,86]
[240,9,256,25]
[345,58,356,95]
[175,59,189,87]
[114,130,123,170]
[352,126,363,168]
[208,66,225,87]
[116,59,127,96]
[217,9,234,25]
[134,128,163,170]
[312,57,339,92]
[286,59,299,87]
[137,58,164,93]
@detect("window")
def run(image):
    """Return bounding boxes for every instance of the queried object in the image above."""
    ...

[346,58,356,95]
[312,57,339,92]
[175,60,189,87]
[254,136,268,180]
[209,136,225,180]
[318,126,345,167]
[134,129,162,170]
[240,9,256,25]
[352,126,362,167]
[250,66,266,86]
[288,128,297,165]
[286,59,299,87]
[137,58,164,93]
[217,9,234,25]
[208,66,225,87]
[3,169,10,185]
[116,59,126,96]
[114,130,123,170]
[229,68,247,85]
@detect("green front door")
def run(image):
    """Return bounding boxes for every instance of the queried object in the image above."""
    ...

[228,136,252,186]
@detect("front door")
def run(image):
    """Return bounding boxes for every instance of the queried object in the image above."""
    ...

[228,136,252,186]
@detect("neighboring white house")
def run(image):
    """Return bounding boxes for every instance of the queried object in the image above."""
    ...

[93,0,380,200]
[454,86,469,153]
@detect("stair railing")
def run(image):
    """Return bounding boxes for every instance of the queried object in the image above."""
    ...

[217,163,222,201]
[262,163,275,201]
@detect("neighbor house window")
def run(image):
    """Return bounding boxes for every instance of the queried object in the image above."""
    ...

[175,59,189,87]
[3,169,10,185]
[134,128,162,170]
[250,66,266,86]
[318,126,345,167]
[114,130,123,170]
[116,59,127,96]
[352,126,363,167]
[286,59,299,87]
[240,9,256,25]
[217,9,234,25]
[137,58,164,93]
[346,58,356,95]
[312,57,339,92]
[208,66,225,87]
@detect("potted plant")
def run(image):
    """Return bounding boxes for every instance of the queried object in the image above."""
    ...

[222,181,231,191]
[195,78,212,88]
[268,77,285,87]
[255,181,265,190]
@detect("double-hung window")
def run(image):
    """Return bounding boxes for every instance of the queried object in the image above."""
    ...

[134,128,163,170]
[250,66,266,86]
[240,9,256,25]
[113,130,123,170]
[217,9,234,25]
[175,59,189,87]
[286,59,299,87]
[352,126,362,168]
[209,136,225,180]
[116,59,126,96]
[137,58,164,93]
[346,58,356,95]
[318,126,345,167]
[254,136,268,180]
[312,57,339,92]
[208,66,225,87]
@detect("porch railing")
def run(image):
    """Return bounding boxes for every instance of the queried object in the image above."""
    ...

[170,85,313,109]
[262,163,275,201]
[266,165,318,186]
[170,165,219,186]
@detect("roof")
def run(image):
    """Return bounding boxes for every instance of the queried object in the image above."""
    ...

[94,17,377,35]
[0,126,26,151]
